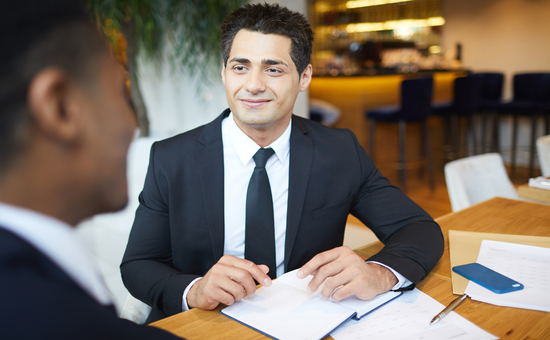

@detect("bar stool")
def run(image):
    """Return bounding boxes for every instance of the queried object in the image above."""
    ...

[474,72,505,153]
[365,77,434,193]
[432,75,483,161]
[494,73,550,178]
[537,135,550,177]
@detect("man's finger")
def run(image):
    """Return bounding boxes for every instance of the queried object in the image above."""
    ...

[213,287,239,306]
[258,264,269,275]
[219,276,248,302]
[331,280,371,302]
[321,273,354,301]
[307,255,348,293]
[226,256,272,288]
[297,247,342,279]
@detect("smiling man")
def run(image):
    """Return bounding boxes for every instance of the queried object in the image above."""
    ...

[222,29,309,147]
[121,3,444,323]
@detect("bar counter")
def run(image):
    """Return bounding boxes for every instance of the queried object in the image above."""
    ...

[309,71,467,173]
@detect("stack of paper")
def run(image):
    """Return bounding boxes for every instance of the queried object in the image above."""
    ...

[330,289,497,340]
[528,176,550,190]
[464,240,550,312]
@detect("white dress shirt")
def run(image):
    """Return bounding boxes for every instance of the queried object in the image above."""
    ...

[222,112,291,278]
[182,113,410,310]
[0,203,112,305]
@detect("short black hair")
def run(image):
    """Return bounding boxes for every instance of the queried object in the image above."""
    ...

[221,3,314,75]
[0,0,106,174]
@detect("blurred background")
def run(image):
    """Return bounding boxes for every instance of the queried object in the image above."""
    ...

[77,0,550,315]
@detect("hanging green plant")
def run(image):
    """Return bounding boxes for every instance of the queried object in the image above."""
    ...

[86,0,246,136]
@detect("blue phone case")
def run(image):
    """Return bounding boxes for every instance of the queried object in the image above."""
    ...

[452,263,524,294]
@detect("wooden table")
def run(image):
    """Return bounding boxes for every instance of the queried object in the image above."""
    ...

[152,198,550,340]
[518,182,550,204]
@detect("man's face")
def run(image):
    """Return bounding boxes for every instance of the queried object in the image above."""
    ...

[222,29,311,132]
[78,53,136,215]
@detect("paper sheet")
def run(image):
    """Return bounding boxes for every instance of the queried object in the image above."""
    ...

[448,230,550,295]
[330,289,497,340]
[222,279,353,340]
[528,176,550,190]
[276,269,402,319]
[464,240,550,312]
[221,269,399,340]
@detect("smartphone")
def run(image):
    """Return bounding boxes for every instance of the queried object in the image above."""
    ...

[452,263,524,294]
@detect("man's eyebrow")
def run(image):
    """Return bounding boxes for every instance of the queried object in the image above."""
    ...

[262,59,289,67]
[228,57,250,64]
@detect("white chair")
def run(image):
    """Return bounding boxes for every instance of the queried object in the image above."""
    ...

[537,135,550,177]
[444,153,518,212]
[309,98,341,126]
[120,294,152,324]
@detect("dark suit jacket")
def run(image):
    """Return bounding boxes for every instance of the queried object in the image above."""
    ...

[0,227,182,339]
[121,109,444,322]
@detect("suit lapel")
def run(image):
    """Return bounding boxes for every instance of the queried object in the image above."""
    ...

[0,228,119,315]
[195,110,230,261]
[284,117,314,269]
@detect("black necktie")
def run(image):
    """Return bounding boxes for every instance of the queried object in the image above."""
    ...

[245,147,277,279]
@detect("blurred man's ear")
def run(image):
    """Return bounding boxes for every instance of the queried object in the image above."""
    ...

[28,69,81,143]
[299,64,312,92]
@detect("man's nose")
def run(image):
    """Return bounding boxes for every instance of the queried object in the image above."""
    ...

[244,69,266,94]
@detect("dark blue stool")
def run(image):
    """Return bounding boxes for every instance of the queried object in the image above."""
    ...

[432,75,483,161]
[366,77,434,193]
[494,73,550,178]
[474,72,505,153]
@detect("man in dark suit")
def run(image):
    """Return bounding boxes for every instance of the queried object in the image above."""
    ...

[0,1,182,338]
[122,3,444,323]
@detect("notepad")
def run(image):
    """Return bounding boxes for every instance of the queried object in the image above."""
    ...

[220,269,402,340]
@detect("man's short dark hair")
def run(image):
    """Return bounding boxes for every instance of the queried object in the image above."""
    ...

[221,3,314,75]
[0,1,106,175]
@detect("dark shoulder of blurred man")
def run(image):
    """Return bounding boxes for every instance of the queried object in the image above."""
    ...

[0,1,183,339]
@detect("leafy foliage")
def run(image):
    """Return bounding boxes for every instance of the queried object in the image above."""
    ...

[86,0,246,78]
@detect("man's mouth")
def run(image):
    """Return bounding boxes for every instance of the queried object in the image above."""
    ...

[239,98,271,108]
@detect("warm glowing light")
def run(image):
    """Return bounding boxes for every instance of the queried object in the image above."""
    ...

[346,17,445,33]
[315,2,332,12]
[429,45,442,54]
[394,27,414,40]
[346,0,413,9]
[427,17,446,26]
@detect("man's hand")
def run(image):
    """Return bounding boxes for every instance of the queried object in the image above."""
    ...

[186,255,272,310]
[296,246,398,301]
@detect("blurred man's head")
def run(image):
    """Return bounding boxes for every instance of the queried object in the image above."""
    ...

[0,1,136,224]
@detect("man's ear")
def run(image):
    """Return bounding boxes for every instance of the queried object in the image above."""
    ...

[221,62,226,85]
[299,64,313,92]
[27,68,81,143]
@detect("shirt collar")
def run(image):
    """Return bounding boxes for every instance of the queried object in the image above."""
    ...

[226,112,291,167]
[0,202,112,305]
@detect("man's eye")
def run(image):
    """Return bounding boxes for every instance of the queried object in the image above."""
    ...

[233,65,246,71]
[267,68,282,74]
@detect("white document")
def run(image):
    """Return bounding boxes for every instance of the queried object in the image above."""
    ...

[330,289,497,340]
[221,269,401,340]
[276,269,402,319]
[528,176,550,190]
[464,240,550,312]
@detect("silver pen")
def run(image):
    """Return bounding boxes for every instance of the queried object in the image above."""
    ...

[429,294,469,325]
